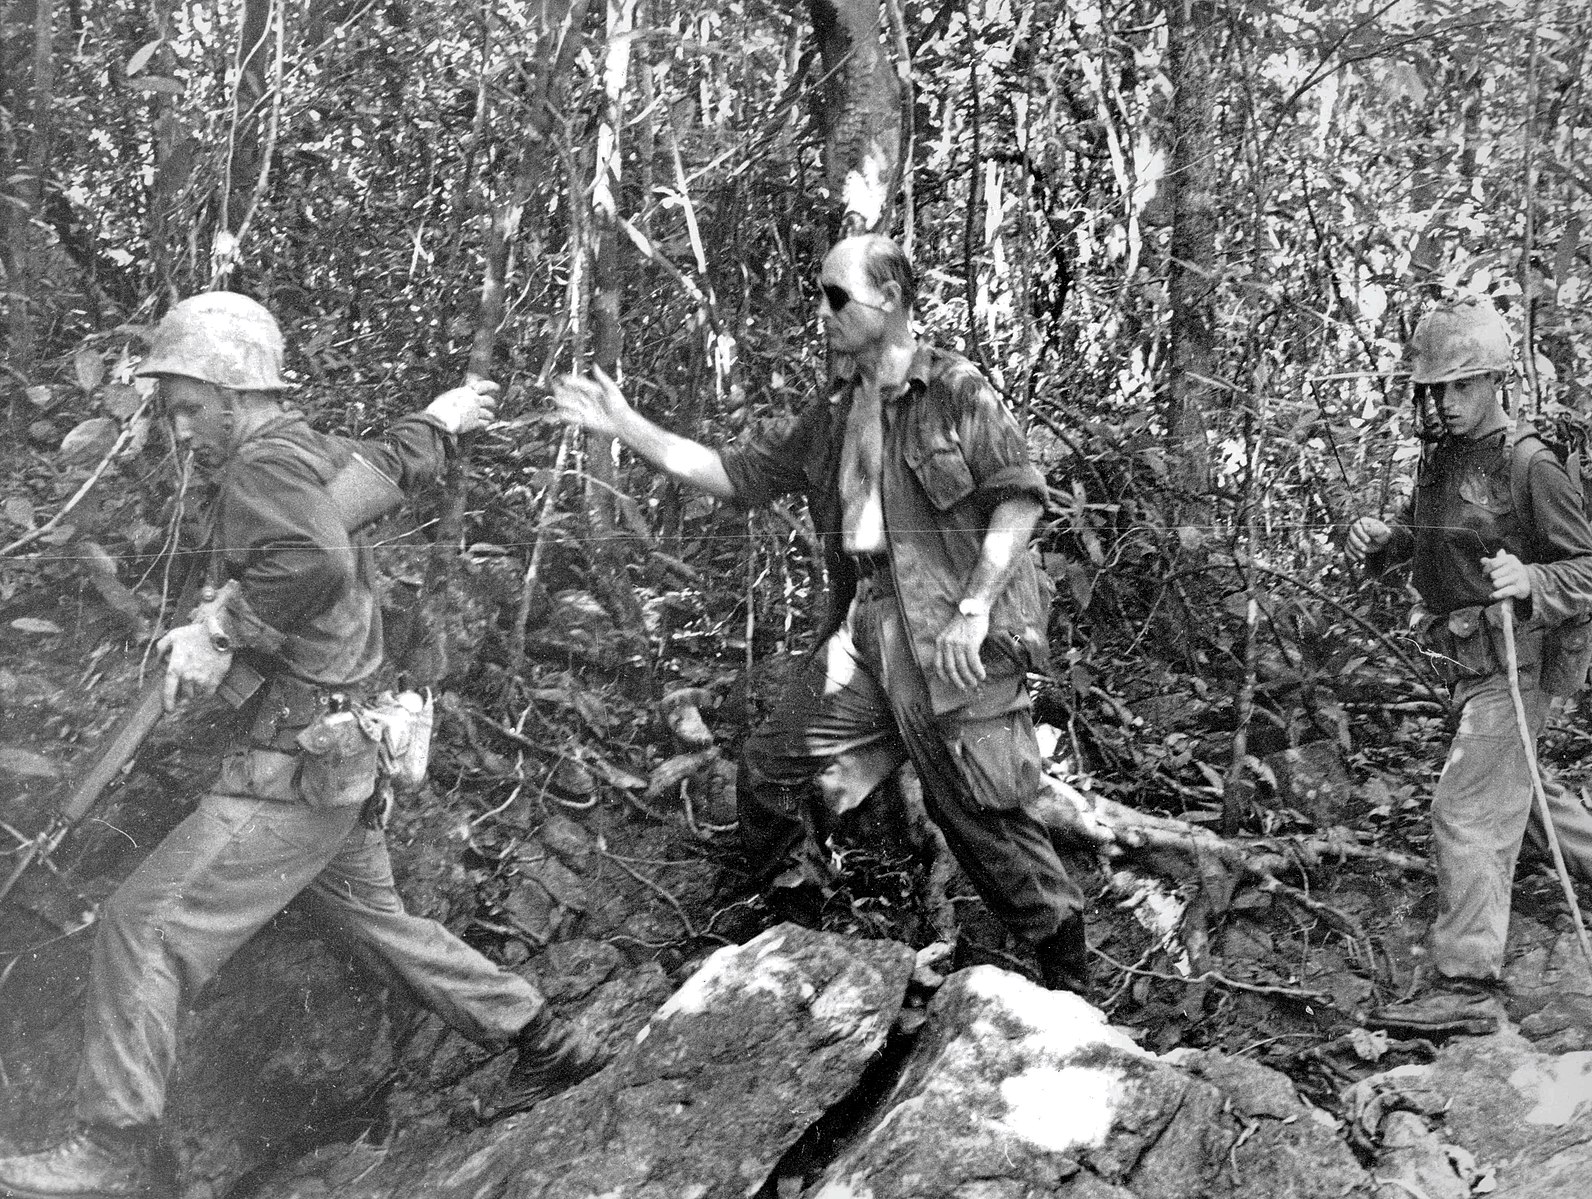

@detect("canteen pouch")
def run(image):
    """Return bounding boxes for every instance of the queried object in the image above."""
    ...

[354,690,435,793]
[295,708,379,808]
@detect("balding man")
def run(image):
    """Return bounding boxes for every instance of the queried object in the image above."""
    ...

[550,235,1089,993]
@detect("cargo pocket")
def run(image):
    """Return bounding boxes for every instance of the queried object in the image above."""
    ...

[947,709,1042,812]
[295,710,379,808]
[905,428,975,511]
[216,746,299,802]
[978,629,1031,679]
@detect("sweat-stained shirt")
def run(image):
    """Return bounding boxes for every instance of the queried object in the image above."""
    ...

[717,342,1054,715]
[1368,428,1592,627]
[207,409,456,686]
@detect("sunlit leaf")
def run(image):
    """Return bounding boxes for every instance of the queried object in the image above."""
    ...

[3,497,35,529]
[58,417,119,464]
[10,618,64,635]
[126,40,162,77]
[102,383,143,419]
[74,347,106,393]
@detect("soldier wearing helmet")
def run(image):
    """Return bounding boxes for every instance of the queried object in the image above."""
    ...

[0,293,606,1199]
[1346,296,1592,1035]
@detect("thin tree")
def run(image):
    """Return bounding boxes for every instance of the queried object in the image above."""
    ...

[1165,0,1219,515]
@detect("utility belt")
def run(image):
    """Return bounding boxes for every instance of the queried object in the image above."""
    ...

[217,670,432,819]
[1415,603,1592,695]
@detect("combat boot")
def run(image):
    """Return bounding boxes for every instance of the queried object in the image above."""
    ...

[1035,912,1092,998]
[0,1124,166,1199]
[1365,977,1507,1036]
[496,1009,610,1114]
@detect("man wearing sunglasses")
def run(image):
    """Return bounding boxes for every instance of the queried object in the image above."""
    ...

[1346,296,1592,1034]
[549,233,1089,996]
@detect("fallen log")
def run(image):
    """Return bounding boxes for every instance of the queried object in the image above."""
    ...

[1032,775,1430,882]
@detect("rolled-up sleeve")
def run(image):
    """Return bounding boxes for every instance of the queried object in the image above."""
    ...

[717,406,823,508]
[951,369,1047,505]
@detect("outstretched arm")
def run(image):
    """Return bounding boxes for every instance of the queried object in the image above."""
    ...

[550,367,735,501]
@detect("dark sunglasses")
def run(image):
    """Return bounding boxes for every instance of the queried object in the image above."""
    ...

[818,281,886,313]
[820,282,854,311]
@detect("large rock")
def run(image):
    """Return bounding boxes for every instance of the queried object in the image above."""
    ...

[260,924,916,1199]
[1354,1026,1592,1199]
[808,967,1372,1199]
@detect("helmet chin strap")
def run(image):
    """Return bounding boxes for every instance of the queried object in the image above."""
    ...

[1414,389,1447,443]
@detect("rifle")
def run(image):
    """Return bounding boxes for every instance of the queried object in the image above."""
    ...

[0,450,404,908]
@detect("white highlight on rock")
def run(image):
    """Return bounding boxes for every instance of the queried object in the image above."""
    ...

[1508,1051,1592,1125]
[964,967,1143,1153]
[654,931,793,1020]
[963,966,1143,1055]
[1001,1064,1127,1152]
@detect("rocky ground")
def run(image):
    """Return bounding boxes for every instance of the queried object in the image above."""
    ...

[5,591,1592,1198]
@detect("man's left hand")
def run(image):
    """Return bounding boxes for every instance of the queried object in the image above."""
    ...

[934,611,990,691]
[1482,550,1532,602]
[426,378,500,434]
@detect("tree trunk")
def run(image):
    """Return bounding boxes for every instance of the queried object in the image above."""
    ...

[147,0,187,302]
[583,0,647,636]
[807,0,902,235]
[1164,0,1218,513]
[225,0,271,237]
[414,0,589,687]
[5,0,56,380]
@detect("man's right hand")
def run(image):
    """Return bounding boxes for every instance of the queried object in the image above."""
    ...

[426,378,500,434]
[1346,516,1392,562]
[549,365,630,440]
[157,623,234,712]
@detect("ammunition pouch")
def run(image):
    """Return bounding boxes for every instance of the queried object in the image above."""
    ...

[215,674,379,808]
[295,709,380,809]
[1415,604,1543,687]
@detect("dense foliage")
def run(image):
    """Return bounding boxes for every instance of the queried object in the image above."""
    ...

[5,0,1592,822]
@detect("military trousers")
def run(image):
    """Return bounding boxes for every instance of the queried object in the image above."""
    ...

[1430,665,1592,980]
[75,792,545,1129]
[738,577,1084,944]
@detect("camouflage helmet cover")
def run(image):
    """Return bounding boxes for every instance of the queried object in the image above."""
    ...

[1408,297,1513,385]
[135,292,288,390]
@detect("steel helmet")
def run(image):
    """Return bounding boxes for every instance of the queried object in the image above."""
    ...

[1409,297,1513,385]
[135,292,288,390]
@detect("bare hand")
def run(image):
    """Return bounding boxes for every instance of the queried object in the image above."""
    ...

[548,365,630,439]
[1346,516,1391,562]
[933,611,990,691]
[1482,551,1532,601]
[156,623,234,712]
[425,378,500,434]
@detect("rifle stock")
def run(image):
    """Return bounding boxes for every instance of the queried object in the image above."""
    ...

[0,673,166,906]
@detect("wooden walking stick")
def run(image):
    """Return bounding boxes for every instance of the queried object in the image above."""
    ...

[1498,599,1592,972]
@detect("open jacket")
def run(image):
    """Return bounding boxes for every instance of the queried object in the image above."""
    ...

[719,343,1054,714]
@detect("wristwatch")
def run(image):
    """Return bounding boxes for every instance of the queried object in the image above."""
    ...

[957,596,990,619]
